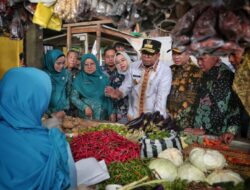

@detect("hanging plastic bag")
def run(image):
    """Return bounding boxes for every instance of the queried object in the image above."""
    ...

[47,14,62,31]
[9,11,24,40]
[0,0,7,13]
[32,2,53,28]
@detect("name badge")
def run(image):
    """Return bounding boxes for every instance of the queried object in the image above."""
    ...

[132,74,141,78]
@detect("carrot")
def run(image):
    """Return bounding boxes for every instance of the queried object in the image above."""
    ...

[203,136,211,145]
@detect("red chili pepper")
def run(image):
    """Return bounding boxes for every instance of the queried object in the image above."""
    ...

[70,130,140,164]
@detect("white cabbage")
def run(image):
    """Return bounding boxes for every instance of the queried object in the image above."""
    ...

[178,162,206,182]
[148,158,177,181]
[189,147,226,172]
[206,169,244,185]
[158,148,183,167]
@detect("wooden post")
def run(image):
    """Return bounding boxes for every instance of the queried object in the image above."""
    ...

[24,24,43,68]
[96,24,101,60]
[67,26,72,50]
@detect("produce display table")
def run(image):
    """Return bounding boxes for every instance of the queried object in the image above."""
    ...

[49,115,249,189]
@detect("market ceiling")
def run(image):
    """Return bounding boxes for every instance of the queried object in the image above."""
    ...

[0,0,249,43]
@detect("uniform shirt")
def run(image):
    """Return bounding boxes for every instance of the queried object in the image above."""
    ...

[119,60,172,119]
[193,62,241,135]
[167,61,202,129]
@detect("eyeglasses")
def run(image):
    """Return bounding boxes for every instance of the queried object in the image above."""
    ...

[84,63,96,67]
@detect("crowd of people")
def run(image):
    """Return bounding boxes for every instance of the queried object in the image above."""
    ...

[0,39,249,189]
[15,39,250,142]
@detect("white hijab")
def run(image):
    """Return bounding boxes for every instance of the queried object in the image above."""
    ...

[114,51,132,75]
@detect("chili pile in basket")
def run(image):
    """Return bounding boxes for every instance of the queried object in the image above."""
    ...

[70,129,140,164]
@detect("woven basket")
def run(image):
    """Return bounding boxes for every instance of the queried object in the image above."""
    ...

[182,143,250,178]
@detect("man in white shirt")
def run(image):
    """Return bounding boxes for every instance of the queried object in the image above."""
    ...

[105,39,172,120]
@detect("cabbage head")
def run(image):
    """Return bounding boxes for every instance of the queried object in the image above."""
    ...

[206,169,243,185]
[158,148,183,167]
[177,162,206,182]
[148,158,177,181]
[189,147,226,172]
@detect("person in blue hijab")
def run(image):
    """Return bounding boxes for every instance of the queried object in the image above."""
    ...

[71,53,114,120]
[44,49,72,119]
[0,67,71,189]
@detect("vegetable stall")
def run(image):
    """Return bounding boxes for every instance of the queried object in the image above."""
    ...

[1,0,250,189]
[51,112,250,190]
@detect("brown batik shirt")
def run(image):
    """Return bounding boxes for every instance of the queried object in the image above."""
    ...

[167,61,202,129]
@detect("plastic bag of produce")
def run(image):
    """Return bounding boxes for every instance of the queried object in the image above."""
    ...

[32,2,53,28]
[47,15,62,31]
[140,131,182,158]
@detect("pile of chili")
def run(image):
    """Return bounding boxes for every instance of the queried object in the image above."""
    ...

[70,129,140,164]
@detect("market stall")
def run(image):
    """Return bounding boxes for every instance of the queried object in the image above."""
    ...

[1,0,250,189]
[42,112,250,190]
[63,20,137,59]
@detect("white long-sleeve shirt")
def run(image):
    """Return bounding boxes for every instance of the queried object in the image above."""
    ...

[119,60,172,119]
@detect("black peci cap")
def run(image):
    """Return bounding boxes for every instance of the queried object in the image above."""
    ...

[140,39,161,54]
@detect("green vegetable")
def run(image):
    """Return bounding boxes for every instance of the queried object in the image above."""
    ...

[177,162,205,182]
[183,134,204,145]
[158,148,183,167]
[148,158,177,181]
[206,170,244,186]
[97,159,153,189]
[189,147,226,172]
[78,123,129,136]
[120,179,188,190]
[147,131,170,140]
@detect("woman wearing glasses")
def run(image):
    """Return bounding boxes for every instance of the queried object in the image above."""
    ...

[71,53,114,121]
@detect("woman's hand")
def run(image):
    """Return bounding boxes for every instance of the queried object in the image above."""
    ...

[105,86,115,97]
[52,111,66,120]
[105,86,123,99]
[221,132,234,144]
[109,114,117,122]
[85,107,93,118]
